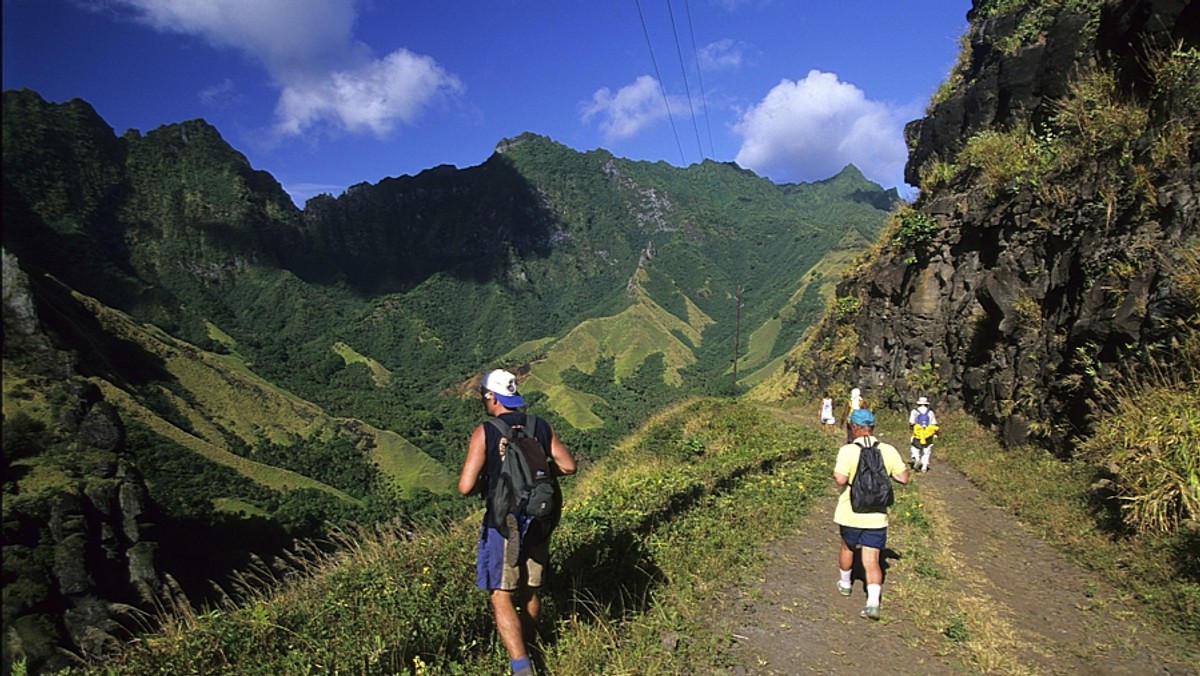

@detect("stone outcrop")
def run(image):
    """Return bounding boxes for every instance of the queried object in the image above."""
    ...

[785,0,1198,450]
[3,250,162,673]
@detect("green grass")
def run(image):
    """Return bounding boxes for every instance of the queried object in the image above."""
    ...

[72,399,831,674]
[517,270,714,429]
[331,341,392,387]
[931,412,1200,638]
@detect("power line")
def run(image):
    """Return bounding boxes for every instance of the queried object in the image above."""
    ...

[666,0,704,161]
[683,0,715,158]
[634,0,687,166]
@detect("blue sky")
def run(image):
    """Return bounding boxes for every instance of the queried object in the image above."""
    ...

[3,1,969,206]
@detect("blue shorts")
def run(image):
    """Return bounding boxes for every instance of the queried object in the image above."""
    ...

[839,525,887,550]
[476,515,552,591]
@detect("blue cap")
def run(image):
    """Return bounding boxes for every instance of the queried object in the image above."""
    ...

[849,408,875,426]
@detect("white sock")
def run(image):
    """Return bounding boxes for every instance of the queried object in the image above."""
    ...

[866,583,882,607]
[839,569,852,586]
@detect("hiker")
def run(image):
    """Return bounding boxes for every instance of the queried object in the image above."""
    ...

[458,369,577,676]
[841,387,867,443]
[819,395,836,433]
[908,395,940,472]
[832,408,909,620]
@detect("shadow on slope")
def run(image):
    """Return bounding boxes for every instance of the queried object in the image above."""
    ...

[295,155,562,294]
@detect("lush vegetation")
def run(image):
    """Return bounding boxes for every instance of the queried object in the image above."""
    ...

[57,400,829,674]
[3,87,897,672]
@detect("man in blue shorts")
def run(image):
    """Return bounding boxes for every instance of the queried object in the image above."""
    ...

[832,408,909,620]
[459,369,577,676]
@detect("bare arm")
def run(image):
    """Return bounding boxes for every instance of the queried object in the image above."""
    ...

[548,427,577,476]
[458,424,487,496]
[893,469,910,485]
[832,471,849,487]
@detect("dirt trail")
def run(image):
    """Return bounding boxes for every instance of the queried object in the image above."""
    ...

[714,421,1197,675]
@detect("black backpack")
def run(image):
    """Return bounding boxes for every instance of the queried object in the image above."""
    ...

[487,415,561,533]
[850,440,894,513]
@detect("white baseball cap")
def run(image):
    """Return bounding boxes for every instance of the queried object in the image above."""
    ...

[483,369,525,408]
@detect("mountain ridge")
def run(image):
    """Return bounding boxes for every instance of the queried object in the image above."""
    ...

[2,86,895,669]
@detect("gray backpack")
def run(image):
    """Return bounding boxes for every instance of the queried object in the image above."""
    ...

[487,415,560,533]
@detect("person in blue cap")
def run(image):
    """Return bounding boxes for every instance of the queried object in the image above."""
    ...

[458,369,576,676]
[831,408,909,620]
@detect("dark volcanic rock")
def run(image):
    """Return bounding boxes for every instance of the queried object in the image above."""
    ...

[790,0,1199,451]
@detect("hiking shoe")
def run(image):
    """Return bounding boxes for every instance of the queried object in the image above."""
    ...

[837,582,852,596]
[860,605,880,621]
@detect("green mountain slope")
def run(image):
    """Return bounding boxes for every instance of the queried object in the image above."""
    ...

[3,87,894,669]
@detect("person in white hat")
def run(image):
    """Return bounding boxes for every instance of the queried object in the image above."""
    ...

[907,396,940,472]
[841,387,868,443]
[458,369,577,676]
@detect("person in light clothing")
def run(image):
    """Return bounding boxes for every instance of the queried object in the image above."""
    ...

[819,395,836,433]
[841,387,867,443]
[833,408,909,620]
[908,396,940,472]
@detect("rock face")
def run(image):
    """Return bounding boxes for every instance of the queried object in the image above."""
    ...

[785,0,1199,450]
[3,250,162,673]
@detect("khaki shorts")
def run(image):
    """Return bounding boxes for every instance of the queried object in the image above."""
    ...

[476,516,551,591]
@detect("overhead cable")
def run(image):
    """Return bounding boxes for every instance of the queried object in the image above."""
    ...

[666,0,705,161]
[634,0,687,166]
[683,0,715,158]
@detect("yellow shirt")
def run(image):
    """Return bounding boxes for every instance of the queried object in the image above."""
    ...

[833,436,907,529]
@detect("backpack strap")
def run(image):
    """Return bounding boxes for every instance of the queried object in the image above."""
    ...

[487,415,539,439]
[486,417,513,438]
[522,414,539,439]
[850,439,879,484]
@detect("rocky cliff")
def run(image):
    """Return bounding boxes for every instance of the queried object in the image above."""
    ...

[3,248,162,673]
[782,0,1198,450]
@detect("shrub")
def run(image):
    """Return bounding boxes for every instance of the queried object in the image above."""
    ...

[957,126,1055,197]
[832,296,861,323]
[1079,242,1200,533]
[1080,376,1199,533]
[1053,69,1148,162]
[891,208,940,249]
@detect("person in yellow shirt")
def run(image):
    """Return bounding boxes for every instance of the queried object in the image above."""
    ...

[833,409,909,620]
[908,396,940,472]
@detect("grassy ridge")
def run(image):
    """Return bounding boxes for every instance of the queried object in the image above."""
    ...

[331,341,392,388]
[515,271,714,429]
[54,399,1197,674]
[75,285,455,497]
[82,399,831,674]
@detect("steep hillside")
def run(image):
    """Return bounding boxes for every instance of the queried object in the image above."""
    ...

[3,87,896,670]
[775,0,1198,450]
[3,251,162,673]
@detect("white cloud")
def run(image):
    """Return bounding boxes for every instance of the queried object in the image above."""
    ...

[698,39,748,71]
[99,0,461,138]
[276,50,461,137]
[733,70,911,189]
[581,75,672,142]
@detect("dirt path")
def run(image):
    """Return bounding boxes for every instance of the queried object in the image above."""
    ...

[714,424,1197,675]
